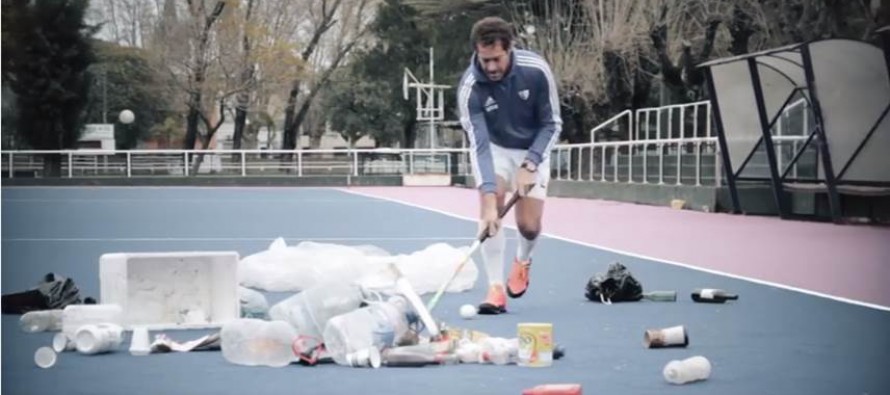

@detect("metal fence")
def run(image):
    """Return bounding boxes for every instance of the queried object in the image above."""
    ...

[2,100,816,185]
[1,148,473,179]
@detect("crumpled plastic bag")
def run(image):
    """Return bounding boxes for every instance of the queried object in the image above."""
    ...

[2,273,90,314]
[238,238,478,295]
[238,239,389,292]
[584,262,643,303]
[239,287,269,319]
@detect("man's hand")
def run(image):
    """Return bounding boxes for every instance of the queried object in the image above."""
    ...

[479,193,500,237]
[516,160,538,197]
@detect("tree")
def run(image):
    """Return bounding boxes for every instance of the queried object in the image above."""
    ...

[322,68,403,147]
[323,0,487,148]
[2,0,97,175]
[84,41,169,148]
[281,0,376,150]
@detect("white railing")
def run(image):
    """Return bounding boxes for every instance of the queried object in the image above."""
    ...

[551,137,721,186]
[589,109,633,142]
[634,101,711,140]
[1,148,473,179]
[1,100,817,185]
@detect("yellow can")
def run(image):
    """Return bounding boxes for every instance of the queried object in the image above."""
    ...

[517,322,553,367]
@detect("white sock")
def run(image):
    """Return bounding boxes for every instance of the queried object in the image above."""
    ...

[516,235,538,262]
[481,228,506,286]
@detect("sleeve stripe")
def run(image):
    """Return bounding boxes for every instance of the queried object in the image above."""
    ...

[516,57,563,158]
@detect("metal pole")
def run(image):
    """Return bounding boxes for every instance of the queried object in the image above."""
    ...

[103,67,107,124]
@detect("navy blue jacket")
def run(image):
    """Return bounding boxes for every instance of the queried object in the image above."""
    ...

[457,49,562,194]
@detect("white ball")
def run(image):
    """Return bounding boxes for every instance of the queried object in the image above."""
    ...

[459,304,477,319]
[119,109,135,124]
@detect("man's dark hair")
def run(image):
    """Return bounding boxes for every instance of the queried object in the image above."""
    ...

[470,17,513,50]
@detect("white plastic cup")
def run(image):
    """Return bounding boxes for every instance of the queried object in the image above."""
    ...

[644,325,688,348]
[663,356,712,385]
[344,348,381,368]
[52,332,76,352]
[129,326,151,356]
[34,347,57,369]
[75,323,124,355]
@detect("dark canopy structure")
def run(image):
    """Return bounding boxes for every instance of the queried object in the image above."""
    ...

[699,37,890,222]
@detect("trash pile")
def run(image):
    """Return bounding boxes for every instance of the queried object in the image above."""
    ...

[5,240,740,391]
[4,239,561,373]
[583,261,739,385]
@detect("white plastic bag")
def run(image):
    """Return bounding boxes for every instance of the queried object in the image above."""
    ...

[239,287,269,319]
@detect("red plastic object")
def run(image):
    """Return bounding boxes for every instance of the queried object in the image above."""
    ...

[521,384,582,395]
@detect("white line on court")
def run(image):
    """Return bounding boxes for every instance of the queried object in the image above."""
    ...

[1,198,384,203]
[3,236,486,242]
[339,187,890,312]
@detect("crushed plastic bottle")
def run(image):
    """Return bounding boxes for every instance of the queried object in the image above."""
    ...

[268,282,367,342]
[480,337,519,365]
[20,309,64,333]
[220,318,297,368]
[322,296,411,367]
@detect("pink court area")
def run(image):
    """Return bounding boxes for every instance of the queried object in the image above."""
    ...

[344,186,890,311]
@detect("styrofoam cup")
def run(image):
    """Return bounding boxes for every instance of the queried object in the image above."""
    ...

[644,325,688,348]
[129,326,151,356]
[34,347,57,369]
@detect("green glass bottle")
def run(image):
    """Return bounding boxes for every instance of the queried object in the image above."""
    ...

[641,291,677,302]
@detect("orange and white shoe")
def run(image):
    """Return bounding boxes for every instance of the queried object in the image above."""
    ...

[507,258,532,298]
[477,284,507,315]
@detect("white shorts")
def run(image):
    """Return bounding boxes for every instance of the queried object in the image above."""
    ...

[476,143,551,200]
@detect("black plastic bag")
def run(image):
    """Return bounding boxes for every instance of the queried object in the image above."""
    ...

[2,273,88,314]
[584,262,643,303]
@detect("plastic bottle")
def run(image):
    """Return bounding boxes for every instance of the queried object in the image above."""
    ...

[382,342,459,367]
[691,289,738,303]
[322,296,411,367]
[268,282,367,343]
[75,323,124,355]
[220,318,297,368]
[480,337,519,365]
[20,309,64,333]
[663,356,712,384]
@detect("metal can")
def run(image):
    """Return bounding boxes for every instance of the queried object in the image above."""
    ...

[517,322,553,367]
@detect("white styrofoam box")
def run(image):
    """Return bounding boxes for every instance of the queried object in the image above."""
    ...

[100,251,240,330]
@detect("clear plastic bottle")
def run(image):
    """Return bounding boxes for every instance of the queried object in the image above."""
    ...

[322,296,410,367]
[268,282,367,343]
[20,309,64,333]
[480,337,519,365]
[663,356,712,384]
[382,341,459,367]
[220,318,297,368]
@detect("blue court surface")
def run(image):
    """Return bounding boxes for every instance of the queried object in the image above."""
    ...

[2,187,889,395]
